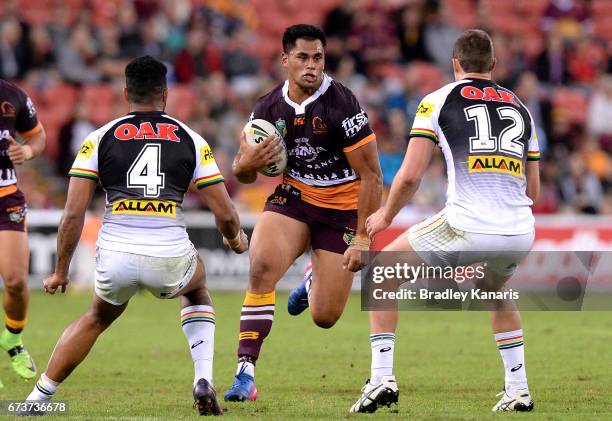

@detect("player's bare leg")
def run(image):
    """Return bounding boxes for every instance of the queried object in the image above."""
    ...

[351,233,424,413]
[0,230,37,381]
[225,212,309,402]
[179,256,222,415]
[305,249,353,328]
[478,270,533,412]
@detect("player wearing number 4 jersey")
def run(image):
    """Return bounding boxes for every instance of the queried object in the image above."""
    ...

[22,56,248,416]
[351,30,539,413]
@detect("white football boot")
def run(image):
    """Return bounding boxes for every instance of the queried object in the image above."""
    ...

[349,375,399,413]
[492,387,534,412]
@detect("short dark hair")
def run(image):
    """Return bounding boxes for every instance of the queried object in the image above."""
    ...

[282,24,326,53]
[125,55,167,104]
[452,29,494,73]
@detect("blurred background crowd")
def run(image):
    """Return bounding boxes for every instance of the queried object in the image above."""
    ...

[1,0,611,217]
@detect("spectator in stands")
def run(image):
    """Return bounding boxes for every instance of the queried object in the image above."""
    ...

[56,100,95,177]
[395,2,430,63]
[532,160,561,213]
[0,18,29,79]
[349,3,399,66]
[28,25,55,72]
[515,72,552,154]
[56,24,101,84]
[173,27,224,83]
[558,153,604,214]
[323,0,357,40]
[223,27,260,93]
[97,26,127,82]
[536,31,571,85]
[423,0,460,72]
[541,0,590,39]
[587,74,612,146]
[567,37,607,84]
[117,4,144,58]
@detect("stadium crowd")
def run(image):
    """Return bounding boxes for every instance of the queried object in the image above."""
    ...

[0,0,611,216]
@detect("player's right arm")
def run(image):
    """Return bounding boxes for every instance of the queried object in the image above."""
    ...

[8,88,46,165]
[44,177,97,294]
[232,131,282,184]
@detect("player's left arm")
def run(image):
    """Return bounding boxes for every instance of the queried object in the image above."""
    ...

[366,138,435,238]
[344,141,383,272]
[525,113,540,203]
[44,177,97,294]
[525,161,540,202]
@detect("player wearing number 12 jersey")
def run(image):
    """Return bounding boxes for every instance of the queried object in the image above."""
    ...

[351,30,540,413]
[23,56,248,416]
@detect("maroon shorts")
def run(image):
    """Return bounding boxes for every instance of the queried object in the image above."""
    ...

[263,184,357,254]
[0,189,27,232]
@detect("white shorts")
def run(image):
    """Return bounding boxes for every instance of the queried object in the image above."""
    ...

[94,244,198,306]
[406,210,534,276]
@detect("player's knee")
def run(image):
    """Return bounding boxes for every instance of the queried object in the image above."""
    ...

[85,310,115,330]
[3,275,27,295]
[249,258,277,290]
[311,309,340,329]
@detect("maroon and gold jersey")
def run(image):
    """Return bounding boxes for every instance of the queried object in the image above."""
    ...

[251,74,375,210]
[0,79,42,191]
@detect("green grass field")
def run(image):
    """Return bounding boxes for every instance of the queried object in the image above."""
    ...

[0,291,610,420]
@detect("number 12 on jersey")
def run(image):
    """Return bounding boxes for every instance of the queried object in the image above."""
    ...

[465,104,525,158]
[127,144,165,197]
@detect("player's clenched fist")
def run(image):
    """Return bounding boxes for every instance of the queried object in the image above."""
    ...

[223,229,249,254]
[43,273,70,294]
[365,207,392,238]
[7,136,33,165]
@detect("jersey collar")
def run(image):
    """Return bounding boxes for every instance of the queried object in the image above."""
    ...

[282,73,332,115]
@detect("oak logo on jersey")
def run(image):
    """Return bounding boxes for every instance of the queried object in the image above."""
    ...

[112,199,176,217]
[468,155,522,177]
[78,140,94,158]
[200,145,215,166]
[416,101,435,117]
[460,86,518,105]
[114,122,180,142]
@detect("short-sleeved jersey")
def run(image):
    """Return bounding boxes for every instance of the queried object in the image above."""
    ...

[70,111,224,257]
[0,80,42,187]
[409,78,540,235]
[252,74,375,210]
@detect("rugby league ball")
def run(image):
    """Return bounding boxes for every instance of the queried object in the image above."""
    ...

[243,118,287,177]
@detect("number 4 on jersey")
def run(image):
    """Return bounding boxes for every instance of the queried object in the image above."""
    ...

[127,144,165,197]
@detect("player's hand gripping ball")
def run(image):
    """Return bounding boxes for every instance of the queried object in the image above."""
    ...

[243,119,287,176]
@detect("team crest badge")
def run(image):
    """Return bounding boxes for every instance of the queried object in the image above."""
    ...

[312,116,327,134]
[343,231,356,246]
[7,205,26,223]
[275,118,287,137]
